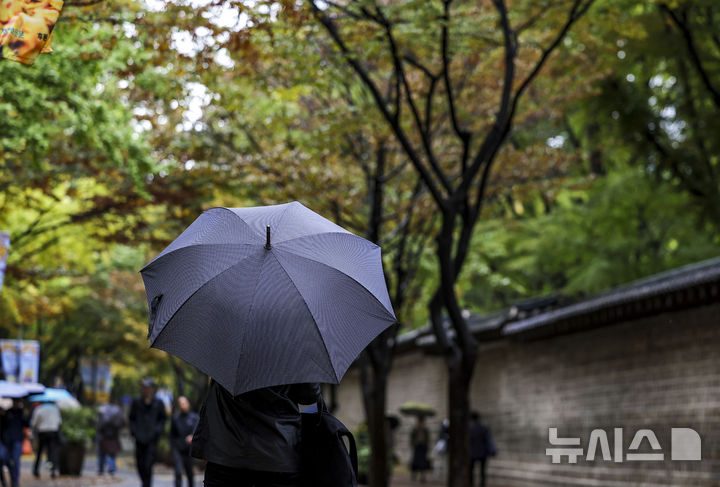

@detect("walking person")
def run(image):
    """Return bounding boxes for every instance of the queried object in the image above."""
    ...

[191,380,321,487]
[170,396,198,487]
[30,400,62,479]
[409,416,431,483]
[433,418,449,481]
[0,399,29,487]
[129,378,167,487]
[469,411,497,487]
[97,403,125,476]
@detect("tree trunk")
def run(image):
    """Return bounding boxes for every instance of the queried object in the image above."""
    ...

[446,349,476,487]
[436,211,479,487]
[366,367,389,487]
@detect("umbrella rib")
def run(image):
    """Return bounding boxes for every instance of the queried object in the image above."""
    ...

[273,250,396,319]
[219,207,266,240]
[273,203,296,233]
[268,252,341,384]
[274,231,375,248]
[149,251,264,347]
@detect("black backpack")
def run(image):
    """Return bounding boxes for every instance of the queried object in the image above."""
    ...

[300,400,358,487]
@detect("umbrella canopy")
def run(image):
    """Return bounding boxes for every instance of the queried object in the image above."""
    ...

[400,401,436,418]
[28,387,73,403]
[56,396,81,410]
[141,202,397,396]
[21,382,46,394]
[0,380,29,398]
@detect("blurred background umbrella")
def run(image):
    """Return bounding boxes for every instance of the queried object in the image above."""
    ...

[141,202,397,395]
[0,381,29,398]
[21,382,46,394]
[29,388,80,409]
[400,401,436,418]
[28,387,72,402]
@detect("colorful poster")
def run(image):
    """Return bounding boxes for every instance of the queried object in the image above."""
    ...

[80,357,112,403]
[18,340,39,383]
[95,360,112,403]
[0,231,9,294]
[1,340,20,382]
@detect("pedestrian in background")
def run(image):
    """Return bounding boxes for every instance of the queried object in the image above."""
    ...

[409,416,431,483]
[129,378,167,487]
[469,411,497,487]
[170,396,198,487]
[97,403,125,476]
[433,418,449,481]
[30,400,62,479]
[0,399,29,487]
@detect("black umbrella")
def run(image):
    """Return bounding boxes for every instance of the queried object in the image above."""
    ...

[141,202,396,395]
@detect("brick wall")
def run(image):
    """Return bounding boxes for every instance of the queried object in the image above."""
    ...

[334,302,720,486]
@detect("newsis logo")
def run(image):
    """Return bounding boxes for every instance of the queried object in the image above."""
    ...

[546,427,701,464]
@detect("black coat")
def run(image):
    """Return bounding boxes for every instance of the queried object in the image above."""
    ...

[1,407,28,445]
[129,397,167,445]
[191,380,320,473]
[469,420,492,460]
[171,411,199,454]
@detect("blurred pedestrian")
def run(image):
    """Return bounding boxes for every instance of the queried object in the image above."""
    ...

[0,399,29,487]
[170,396,198,487]
[433,418,449,481]
[0,399,12,487]
[191,380,320,487]
[129,378,167,487]
[97,403,125,476]
[469,411,496,487]
[30,400,62,479]
[410,416,431,483]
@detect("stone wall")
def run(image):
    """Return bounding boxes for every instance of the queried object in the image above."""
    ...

[334,302,720,486]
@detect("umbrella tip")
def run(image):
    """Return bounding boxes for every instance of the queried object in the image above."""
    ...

[265,225,271,250]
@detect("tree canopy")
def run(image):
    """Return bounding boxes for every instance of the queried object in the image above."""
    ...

[1,0,718,448]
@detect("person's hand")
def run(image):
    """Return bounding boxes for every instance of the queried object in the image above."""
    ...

[185,435,193,444]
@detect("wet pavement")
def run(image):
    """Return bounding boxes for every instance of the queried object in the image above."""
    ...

[16,453,202,487]
[14,453,449,487]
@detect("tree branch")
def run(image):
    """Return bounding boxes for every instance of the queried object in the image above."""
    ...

[441,0,472,164]
[661,3,720,109]
[308,0,448,209]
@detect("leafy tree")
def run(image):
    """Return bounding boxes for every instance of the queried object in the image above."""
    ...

[304,1,595,484]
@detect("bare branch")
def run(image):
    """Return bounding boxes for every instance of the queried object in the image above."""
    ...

[661,3,720,109]
[308,0,448,208]
[441,0,472,159]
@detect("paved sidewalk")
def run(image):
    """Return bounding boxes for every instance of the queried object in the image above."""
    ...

[14,454,469,487]
[17,454,202,487]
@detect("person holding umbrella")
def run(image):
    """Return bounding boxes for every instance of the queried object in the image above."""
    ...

[0,398,30,487]
[0,398,29,487]
[409,416,432,483]
[129,378,167,487]
[29,398,62,479]
[191,381,321,486]
[141,202,398,487]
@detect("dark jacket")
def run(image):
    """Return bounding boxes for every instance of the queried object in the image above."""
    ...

[191,380,321,473]
[98,404,125,456]
[1,407,29,445]
[129,397,167,445]
[171,411,199,454]
[469,419,493,460]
